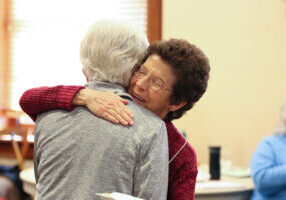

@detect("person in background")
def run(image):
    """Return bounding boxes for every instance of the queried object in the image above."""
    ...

[0,175,20,200]
[20,39,211,199]
[29,20,170,200]
[250,102,286,200]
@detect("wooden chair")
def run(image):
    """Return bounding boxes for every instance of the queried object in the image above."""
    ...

[0,109,34,168]
[0,109,34,200]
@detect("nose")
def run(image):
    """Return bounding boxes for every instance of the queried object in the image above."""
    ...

[135,75,149,90]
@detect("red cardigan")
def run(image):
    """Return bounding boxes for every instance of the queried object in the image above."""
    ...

[19,85,198,200]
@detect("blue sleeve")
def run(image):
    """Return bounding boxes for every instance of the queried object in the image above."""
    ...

[250,136,286,196]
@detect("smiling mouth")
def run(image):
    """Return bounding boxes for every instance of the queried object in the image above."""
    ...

[131,92,146,104]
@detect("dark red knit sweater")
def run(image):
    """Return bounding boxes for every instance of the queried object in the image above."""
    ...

[19,85,197,200]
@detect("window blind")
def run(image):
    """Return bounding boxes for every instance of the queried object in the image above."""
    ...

[9,0,147,110]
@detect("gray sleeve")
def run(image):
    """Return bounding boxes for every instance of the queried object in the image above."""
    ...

[34,114,47,183]
[33,148,39,183]
[132,123,169,200]
[33,117,41,183]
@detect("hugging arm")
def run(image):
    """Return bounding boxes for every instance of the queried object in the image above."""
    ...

[19,85,133,125]
[19,85,84,121]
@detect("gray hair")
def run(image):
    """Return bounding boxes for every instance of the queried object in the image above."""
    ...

[80,20,149,87]
[274,102,286,135]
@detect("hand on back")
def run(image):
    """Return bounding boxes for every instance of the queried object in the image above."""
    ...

[72,89,133,126]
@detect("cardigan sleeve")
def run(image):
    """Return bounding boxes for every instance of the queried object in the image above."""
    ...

[19,85,84,121]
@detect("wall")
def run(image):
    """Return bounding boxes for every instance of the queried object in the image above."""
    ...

[163,0,286,167]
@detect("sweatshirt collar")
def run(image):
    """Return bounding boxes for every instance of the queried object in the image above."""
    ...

[85,81,133,101]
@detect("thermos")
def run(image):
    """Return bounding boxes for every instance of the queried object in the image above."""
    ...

[209,146,221,180]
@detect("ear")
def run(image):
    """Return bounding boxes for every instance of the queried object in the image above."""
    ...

[168,101,187,112]
[82,67,89,82]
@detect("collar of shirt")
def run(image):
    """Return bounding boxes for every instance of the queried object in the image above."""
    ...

[85,80,133,101]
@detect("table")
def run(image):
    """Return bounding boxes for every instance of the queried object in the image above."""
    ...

[20,167,254,200]
[195,176,254,200]
[19,167,36,198]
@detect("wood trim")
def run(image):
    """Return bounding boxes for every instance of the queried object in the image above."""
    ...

[147,0,162,43]
[0,0,11,108]
[0,141,34,159]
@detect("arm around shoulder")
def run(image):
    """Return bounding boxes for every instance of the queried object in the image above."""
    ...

[19,85,84,121]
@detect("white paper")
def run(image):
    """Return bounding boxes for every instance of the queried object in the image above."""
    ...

[96,192,145,200]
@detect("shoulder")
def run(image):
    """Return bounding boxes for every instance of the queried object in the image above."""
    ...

[174,142,197,168]
[253,136,274,155]
[36,109,69,124]
[166,121,196,156]
[251,135,279,164]
[128,101,166,134]
[258,135,282,149]
[166,121,197,169]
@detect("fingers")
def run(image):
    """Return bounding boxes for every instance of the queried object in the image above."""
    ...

[113,112,130,126]
[98,109,128,126]
[94,101,134,126]
[106,105,133,126]
[120,99,129,105]
[117,101,134,125]
[117,109,134,126]
[118,101,133,118]
[101,112,119,124]
[86,91,134,126]
[118,97,133,117]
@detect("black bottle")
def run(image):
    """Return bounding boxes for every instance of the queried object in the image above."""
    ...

[209,146,221,180]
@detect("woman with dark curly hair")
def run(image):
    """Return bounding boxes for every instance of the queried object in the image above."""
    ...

[20,39,210,200]
[131,39,210,121]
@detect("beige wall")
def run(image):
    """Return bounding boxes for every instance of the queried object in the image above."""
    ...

[163,0,286,167]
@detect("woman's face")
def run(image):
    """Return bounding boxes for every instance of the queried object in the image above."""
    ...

[128,54,177,119]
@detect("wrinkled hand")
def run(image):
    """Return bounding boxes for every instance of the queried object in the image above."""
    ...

[72,89,133,126]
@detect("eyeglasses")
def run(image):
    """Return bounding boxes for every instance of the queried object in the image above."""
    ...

[133,65,172,92]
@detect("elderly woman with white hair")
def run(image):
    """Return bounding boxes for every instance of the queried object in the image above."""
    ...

[25,20,170,200]
[250,103,286,200]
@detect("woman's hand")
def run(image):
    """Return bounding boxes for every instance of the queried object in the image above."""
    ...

[72,89,133,126]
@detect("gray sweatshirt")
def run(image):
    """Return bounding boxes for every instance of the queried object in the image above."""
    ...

[34,81,169,200]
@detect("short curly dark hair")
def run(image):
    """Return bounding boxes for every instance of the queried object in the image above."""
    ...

[137,39,210,121]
